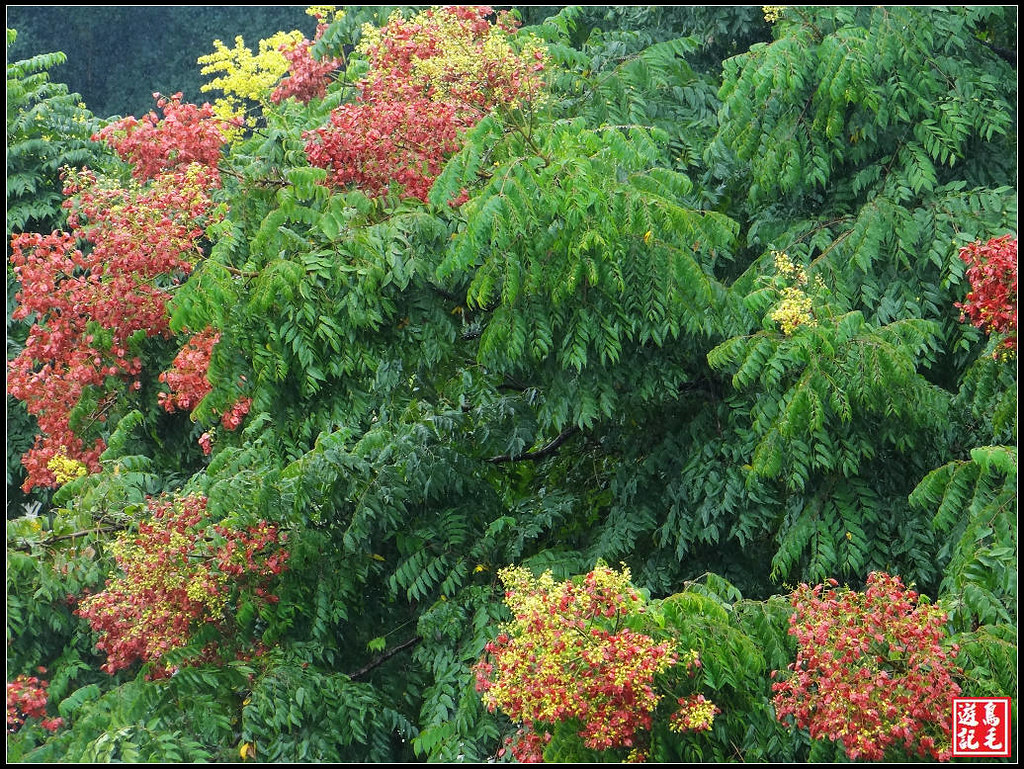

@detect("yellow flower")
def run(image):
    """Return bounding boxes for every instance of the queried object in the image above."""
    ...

[198,31,303,141]
[47,451,88,485]
[771,287,816,335]
[772,250,807,285]
[306,5,343,22]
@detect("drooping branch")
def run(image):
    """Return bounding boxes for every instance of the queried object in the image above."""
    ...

[486,426,580,464]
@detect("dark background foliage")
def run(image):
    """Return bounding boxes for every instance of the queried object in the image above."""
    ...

[5,5,316,117]
[4,5,772,118]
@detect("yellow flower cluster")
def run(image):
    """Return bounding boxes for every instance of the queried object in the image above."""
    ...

[186,572,229,612]
[498,564,560,617]
[669,694,719,733]
[679,648,700,670]
[110,530,227,615]
[480,564,677,747]
[305,5,343,22]
[47,451,88,485]
[198,30,304,138]
[763,6,786,23]
[772,249,807,285]
[769,251,817,335]
[771,287,816,335]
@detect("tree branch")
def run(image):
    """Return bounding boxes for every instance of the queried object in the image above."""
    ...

[428,283,462,303]
[980,39,1016,67]
[8,524,126,552]
[486,426,580,464]
[347,636,421,680]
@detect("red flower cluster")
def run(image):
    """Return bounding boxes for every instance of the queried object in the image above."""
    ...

[955,235,1017,357]
[270,13,341,104]
[305,97,463,202]
[76,495,288,676]
[475,566,679,756]
[498,728,551,763]
[772,572,960,761]
[158,328,220,414]
[8,94,226,490]
[221,396,252,430]
[305,5,547,202]
[93,92,227,180]
[7,672,63,733]
[157,328,252,450]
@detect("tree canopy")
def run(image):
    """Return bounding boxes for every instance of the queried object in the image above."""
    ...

[6,6,1017,763]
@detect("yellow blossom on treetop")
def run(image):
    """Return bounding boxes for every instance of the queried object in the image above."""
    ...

[198,31,304,138]
[306,5,343,22]
[199,32,303,101]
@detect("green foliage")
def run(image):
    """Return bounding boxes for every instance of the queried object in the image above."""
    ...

[5,6,1017,764]
[646,579,800,762]
[19,666,250,762]
[955,624,1018,699]
[717,7,1016,206]
[6,29,103,235]
[240,655,415,762]
[911,445,1017,631]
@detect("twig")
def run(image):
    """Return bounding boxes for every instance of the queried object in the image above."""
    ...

[487,426,580,464]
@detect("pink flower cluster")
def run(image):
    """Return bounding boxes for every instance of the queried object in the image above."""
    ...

[772,572,960,761]
[8,93,226,490]
[93,92,227,181]
[955,235,1017,357]
[7,671,64,733]
[269,15,341,105]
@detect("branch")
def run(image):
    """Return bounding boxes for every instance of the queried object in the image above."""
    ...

[428,282,463,303]
[221,263,259,278]
[347,636,421,679]
[486,426,580,464]
[980,39,1016,67]
[8,524,126,552]
[219,165,290,189]
[497,379,534,392]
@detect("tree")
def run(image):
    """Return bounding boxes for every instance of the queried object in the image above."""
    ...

[6,6,1017,763]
